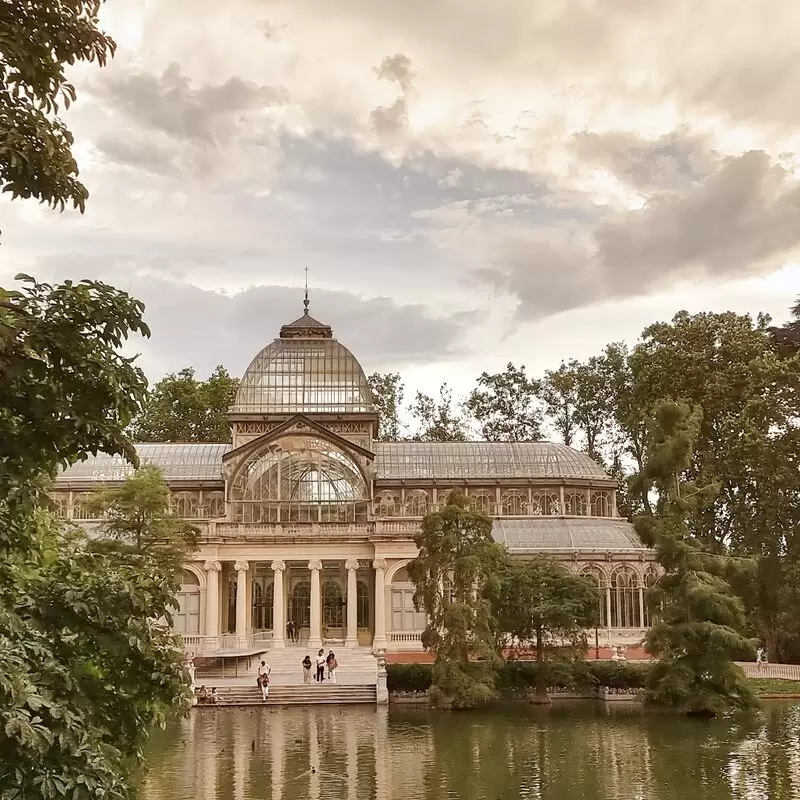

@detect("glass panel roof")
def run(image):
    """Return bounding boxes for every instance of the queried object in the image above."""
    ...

[374,442,609,480]
[493,518,647,552]
[232,339,374,415]
[57,443,231,482]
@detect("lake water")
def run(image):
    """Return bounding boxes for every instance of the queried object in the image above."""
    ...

[143,702,800,799]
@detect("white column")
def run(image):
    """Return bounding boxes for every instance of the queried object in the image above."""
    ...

[346,558,359,647]
[638,585,645,629]
[373,559,387,652]
[271,560,286,649]
[611,489,618,517]
[308,559,322,649]
[606,585,613,647]
[235,560,249,649]
[203,560,221,650]
[585,488,592,515]
[559,485,566,515]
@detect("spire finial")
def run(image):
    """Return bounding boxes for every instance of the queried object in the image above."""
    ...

[303,266,310,314]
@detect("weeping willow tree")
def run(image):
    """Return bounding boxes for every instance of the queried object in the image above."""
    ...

[634,400,757,716]
[409,492,505,708]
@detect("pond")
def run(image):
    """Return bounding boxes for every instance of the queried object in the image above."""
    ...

[143,702,800,799]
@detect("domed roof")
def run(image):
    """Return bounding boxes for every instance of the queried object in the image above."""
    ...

[231,309,374,416]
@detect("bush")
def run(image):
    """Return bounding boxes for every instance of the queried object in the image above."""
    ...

[386,663,433,693]
[587,661,650,689]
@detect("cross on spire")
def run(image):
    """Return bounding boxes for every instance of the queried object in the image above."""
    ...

[303,266,310,313]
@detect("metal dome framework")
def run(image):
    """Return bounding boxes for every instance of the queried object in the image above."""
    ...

[232,338,374,416]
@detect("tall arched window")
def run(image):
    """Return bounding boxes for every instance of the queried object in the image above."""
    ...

[403,490,429,517]
[230,435,368,523]
[51,494,68,519]
[291,581,311,629]
[252,579,274,631]
[610,567,641,628]
[580,567,608,628]
[642,567,659,628]
[323,580,344,627]
[172,491,200,519]
[202,491,226,519]
[174,570,200,634]
[500,490,527,516]
[72,492,98,520]
[565,491,587,516]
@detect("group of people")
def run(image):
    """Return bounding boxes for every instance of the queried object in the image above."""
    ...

[196,685,219,704]
[302,649,338,684]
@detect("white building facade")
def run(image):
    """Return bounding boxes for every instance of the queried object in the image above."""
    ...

[55,308,656,658]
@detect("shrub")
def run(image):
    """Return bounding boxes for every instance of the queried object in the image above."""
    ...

[587,661,650,689]
[386,663,433,693]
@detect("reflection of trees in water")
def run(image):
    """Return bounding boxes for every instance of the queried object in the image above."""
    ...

[142,703,800,800]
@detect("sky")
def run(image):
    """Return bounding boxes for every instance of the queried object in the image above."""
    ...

[2,0,799,399]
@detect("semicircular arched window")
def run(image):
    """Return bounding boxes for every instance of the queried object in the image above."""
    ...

[230,435,369,523]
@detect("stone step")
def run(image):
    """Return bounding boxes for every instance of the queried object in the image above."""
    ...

[200,685,377,706]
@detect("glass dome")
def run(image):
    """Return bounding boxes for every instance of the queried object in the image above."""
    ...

[230,435,369,522]
[231,312,374,415]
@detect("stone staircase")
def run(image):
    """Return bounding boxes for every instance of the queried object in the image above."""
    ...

[203,683,377,706]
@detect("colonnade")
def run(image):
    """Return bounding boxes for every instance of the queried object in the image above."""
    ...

[200,557,388,651]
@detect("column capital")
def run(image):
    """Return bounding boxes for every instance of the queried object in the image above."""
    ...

[345,558,360,572]
[234,560,249,572]
[373,558,387,571]
[308,559,323,571]
[271,559,286,572]
[203,559,222,572]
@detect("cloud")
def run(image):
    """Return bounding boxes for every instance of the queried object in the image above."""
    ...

[374,54,415,94]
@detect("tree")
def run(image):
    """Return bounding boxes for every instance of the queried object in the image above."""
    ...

[368,372,404,440]
[0,276,190,799]
[769,296,800,353]
[490,558,599,701]
[634,400,757,716]
[131,365,238,443]
[0,1,115,220]
[572,355,614,463]
[87,465,199,567]
[540,361,579,446]
[408,383,469,442]
[409,492,505,708]
[465,362,543,442]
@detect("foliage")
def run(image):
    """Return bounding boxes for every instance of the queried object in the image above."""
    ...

[368,372,405,440]
[409,383,469,443]
[386,663,433,693]
[540,361,579,446]
[131,366,238,443]
[635,400,758,716]
[0,0,115,219]
[0,276,190,799]
[769,296,800,353]
[465,362,542,442]
[87,465,199,567]
[409,492,505,708]
[489,558,599,697]
[572,355,615,463]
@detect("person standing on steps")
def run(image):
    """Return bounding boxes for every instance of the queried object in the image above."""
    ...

[286,619,296,643]
[315,649,326,682]
[257,660,271,700]
[326,650,338,684]
[302,654,312,684]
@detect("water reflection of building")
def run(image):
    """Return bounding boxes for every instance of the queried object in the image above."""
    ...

[56,303,655,659]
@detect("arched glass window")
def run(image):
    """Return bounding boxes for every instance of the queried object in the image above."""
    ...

[501,490,527,516]
[72,492,99,520]
[51,494,69,519]
[531,491,561,515]
[172,491,200,519]
[642,567,659,628]
[202,491,226,519]
[231,435,368,523]
[323,580,344,628]
[565,491,587,516]
[356,580,369,628]
[470,491,494,515]
[291,581,311,629]
[403,490,429,517]
[580,567,608,628]
[610,567,641,628]
[590,490,612,517]
[375,491,401,517]
[252,579,274,631]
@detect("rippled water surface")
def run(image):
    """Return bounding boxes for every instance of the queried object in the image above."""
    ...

[143,702,800,799]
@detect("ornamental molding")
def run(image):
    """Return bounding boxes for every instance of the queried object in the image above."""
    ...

[373,558,388,571]
[271,560,286,572]
[308,559,323,571]
[345,558,360,571]
[234,560,250,572]
[203,560,222,572]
